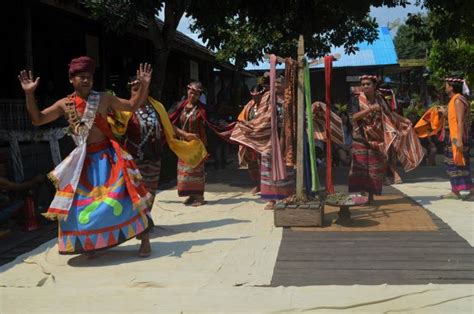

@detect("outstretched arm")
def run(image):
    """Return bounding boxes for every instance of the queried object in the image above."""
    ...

[107,63,153,112]
[18,70,63,126]
[0,174,44,191]
[173,126,199,141]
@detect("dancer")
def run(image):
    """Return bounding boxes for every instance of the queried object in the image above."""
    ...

[18,56,153,256]
[440,76,473,200]
[237,84,267,194]
[348,75,423,202]
[169,81,234,206]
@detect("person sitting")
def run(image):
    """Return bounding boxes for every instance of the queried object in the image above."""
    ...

[0,174,44,226]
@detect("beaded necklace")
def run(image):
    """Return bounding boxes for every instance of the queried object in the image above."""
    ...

[129,103,159,160]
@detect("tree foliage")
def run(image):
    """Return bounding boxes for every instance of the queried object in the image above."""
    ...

[428,40,474,84]
[189,0,410,68]
[403,6,474,85]
[393,14,431,59]
[83,0,411,94]
[412,0,474,44]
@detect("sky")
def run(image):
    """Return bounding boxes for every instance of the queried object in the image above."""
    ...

[159,4,426,46]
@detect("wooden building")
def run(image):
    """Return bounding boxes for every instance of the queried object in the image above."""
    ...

[0,0,241,184]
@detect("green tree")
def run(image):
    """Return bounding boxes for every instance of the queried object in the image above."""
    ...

[428,40,474,84]
[415,0,474,44]
[405,8,474,85]
[190,1,410,68]
[84,0,409,97]
[394,14,431,59]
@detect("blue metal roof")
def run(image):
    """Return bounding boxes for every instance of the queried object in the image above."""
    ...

[245,27,398,71]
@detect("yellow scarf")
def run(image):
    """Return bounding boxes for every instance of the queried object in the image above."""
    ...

[448,94,465,166]
[148,97,208,167]
[108,111,133,137]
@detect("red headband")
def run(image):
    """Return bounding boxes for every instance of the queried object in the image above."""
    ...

[68,56,95,76]
[360,75,378,82]
[187,84,203,93]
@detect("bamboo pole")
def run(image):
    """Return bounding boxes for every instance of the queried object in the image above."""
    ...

[296,35,305,199]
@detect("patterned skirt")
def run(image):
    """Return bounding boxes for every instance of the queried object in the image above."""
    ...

[260,155,295,200]
[445,139,472,192]
[177,159,205,197]
[136,159,161,195]
[348,139,386,195]
[58,141,150,254]
[243,148,260,184]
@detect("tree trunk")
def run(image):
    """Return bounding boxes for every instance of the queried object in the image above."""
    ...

[146,3,185,101]
[150,46,170,100]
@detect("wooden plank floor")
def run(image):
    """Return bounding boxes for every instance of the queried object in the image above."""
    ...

[271,212,474,286]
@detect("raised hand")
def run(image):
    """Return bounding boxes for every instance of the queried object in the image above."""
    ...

[183,133,199,142]
[370,104,381,112]
[136,63,153,87]
[18,70,40,94]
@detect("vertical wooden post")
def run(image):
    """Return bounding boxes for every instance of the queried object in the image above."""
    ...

[296,35,305,199]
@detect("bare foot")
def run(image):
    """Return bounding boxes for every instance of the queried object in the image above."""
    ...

[250,186,260,195]
[191,197,206,207]
[368,193,374,203]
[439,192,461,200]
[264,201,275,210]
[138,233,151,257]
[183,196,195,206]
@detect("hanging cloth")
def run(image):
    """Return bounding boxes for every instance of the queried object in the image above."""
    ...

[303,60,321,192]
[269,54,287,181]
[324,56,335,193]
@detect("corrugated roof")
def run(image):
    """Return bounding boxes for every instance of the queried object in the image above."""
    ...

[245,27,398,71]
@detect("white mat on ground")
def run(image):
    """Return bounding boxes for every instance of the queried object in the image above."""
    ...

[394,181,474,246]
[1,188,473,313]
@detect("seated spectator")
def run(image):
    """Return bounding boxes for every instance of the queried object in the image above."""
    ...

[0,174,44,225]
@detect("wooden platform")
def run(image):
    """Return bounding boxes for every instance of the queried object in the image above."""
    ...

[271,211,474,286]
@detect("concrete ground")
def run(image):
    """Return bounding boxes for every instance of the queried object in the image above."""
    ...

[0,160,473,313]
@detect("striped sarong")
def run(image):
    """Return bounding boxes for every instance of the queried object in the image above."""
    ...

[231,92,272,155]
[312,101,344,145]
[260,155,295,200]
[177,159,205,197]
[445,139,472,192]
[348,138,386,195]
[136,159,161,195]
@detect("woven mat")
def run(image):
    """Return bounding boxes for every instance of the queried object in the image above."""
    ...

[291,193,438,232]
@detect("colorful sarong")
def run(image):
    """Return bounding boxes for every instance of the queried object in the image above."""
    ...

[58,140,150,254]
[260,155,295,200]
[177,159,205,197]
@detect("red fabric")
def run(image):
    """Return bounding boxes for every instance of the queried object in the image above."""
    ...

[68,56,96,76]
[72,94,87,116]
[324,56,334,193]
[169,99,236,142]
